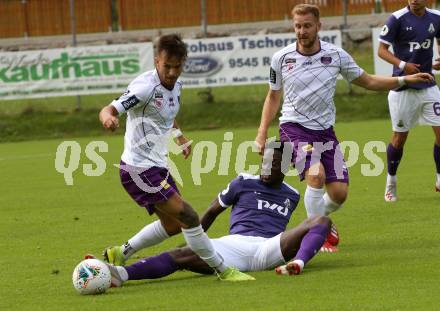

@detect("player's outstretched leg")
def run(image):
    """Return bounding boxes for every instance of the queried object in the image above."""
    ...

[103,213,179,266]
[276,216,331,276]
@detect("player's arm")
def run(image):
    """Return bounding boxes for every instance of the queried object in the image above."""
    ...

[99,105,119,131]
[351,71,434,91]
[433,39,440,70]
[173,120,191,159]
[200,198,227,232]
[255,89,282,154]
[378,42,420,74]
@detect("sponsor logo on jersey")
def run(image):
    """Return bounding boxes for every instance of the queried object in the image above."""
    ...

[408,39,432,52]
[121,95,140,110]
[321,56,332,65]
[154,91,163,99]
[257,199,289,216]
[182,56,222,77]
[380,25,389,36]
[302,61,313,66]
[428,23,435,33]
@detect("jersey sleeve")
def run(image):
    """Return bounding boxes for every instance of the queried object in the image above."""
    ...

[339,48,364,82]
[269,52,282,90]
[379,15,399,46]
[217,176,243,208]
[111,77,153,114]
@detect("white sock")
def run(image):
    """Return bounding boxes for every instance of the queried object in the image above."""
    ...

[436,173,440,184]
[123,220,169,259]
[116,266,129,282]
[323,193,341,216]
[292,259,304,271]
[181,225,227,273]
[387,174,397,185]
[304,186,325,217]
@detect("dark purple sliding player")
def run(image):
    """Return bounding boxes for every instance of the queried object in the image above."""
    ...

[98,34,253,282]
[254,4,434,251]
[378,0,440,201]
[93,144,333,286]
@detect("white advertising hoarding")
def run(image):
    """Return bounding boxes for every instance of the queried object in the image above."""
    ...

[0,43,153,100]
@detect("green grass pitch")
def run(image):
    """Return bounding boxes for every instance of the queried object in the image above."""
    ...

[1,120,439,310]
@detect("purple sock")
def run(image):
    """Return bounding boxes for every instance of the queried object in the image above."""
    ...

[294,224,328,265]
[434,144,440,174]
[125,252,178,280]
[387,144,403,176]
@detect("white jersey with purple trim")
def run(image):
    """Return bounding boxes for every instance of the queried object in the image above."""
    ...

[269,40,363,130]
[111,69,181,168]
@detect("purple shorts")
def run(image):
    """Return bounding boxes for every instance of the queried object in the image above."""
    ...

[119,160,180,215]
[279,122,349,184]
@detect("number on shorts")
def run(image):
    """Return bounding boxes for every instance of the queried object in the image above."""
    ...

[434,102,440,116]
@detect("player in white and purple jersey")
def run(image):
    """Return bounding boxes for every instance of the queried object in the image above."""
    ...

[254,4,434,251]
[98,34,253,282]
[378,0,440,201]
[91,145,332,286]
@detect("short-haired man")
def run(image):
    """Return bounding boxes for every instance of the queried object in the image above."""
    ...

[378,0,440,201]
[99,34,253,281]
[255,4,434,251]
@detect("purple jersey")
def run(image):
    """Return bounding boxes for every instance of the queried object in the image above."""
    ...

[218,174,300,238]
[379,6,440,90]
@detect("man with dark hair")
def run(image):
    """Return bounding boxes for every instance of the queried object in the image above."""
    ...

[254,4,434,251]
[98,34,254,281]
[378,0,440,201]
[88,145,332,286]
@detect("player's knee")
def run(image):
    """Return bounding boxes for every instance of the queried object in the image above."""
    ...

[331,191,347,205]
[391,133,407,149]
[178,202,200,228]
[306,172,325,188]
[167,248,190,269]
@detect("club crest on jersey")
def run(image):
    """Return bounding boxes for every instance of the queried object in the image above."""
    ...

[321,56,332,65]
[380,25,389,36]
[154,92,163,108]
[428,23,435,33]
[169,97,175,107]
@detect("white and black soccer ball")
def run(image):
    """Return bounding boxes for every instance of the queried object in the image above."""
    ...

[72,258,111,295]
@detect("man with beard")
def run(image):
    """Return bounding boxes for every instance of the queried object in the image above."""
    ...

[254,4,434,252]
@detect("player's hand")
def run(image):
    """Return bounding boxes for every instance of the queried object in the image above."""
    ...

[405,72,435,84]
[176,136,192,159]
[102,115,119,131]
[432,58,440,71]
[255,131,267,155]
[403,62,420,74]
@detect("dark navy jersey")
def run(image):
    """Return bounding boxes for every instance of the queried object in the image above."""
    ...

[379,6,440,89]
[218,174,300,238]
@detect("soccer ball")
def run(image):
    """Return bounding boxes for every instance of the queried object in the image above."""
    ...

[72,258,111,295]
